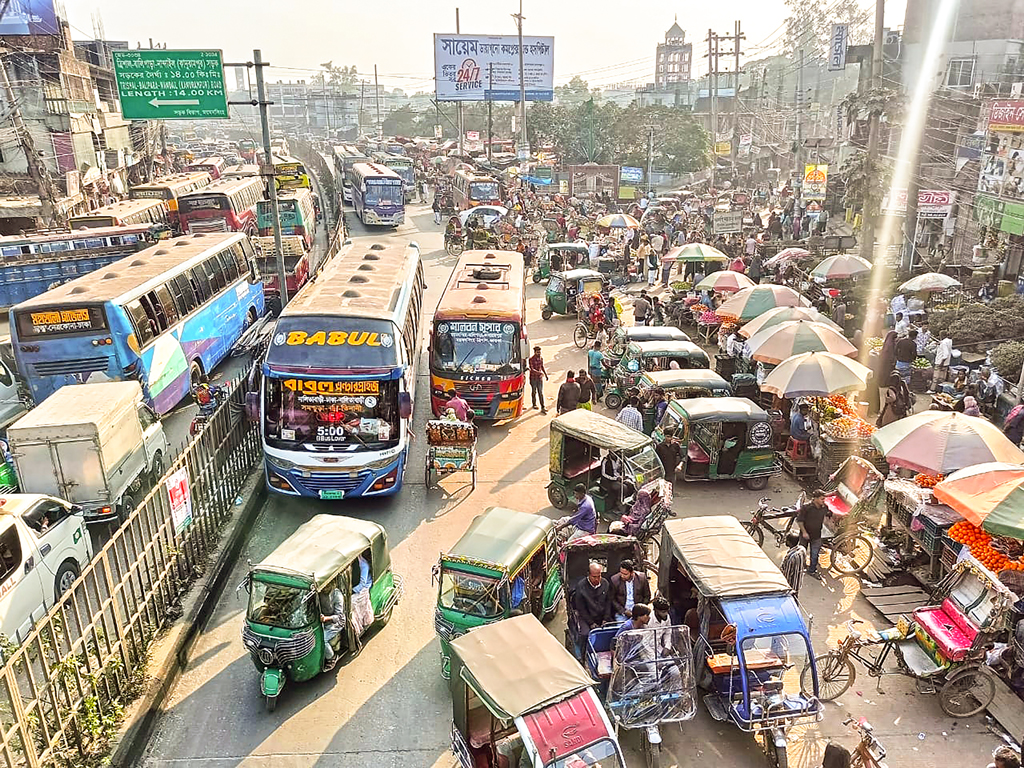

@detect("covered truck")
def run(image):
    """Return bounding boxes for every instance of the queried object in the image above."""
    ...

[6,382,168,523]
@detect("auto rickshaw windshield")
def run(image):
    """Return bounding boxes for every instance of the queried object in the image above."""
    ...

[624,444,663,482]
[247,579,317,630]
[550,739,623,768]
[440,567,504,618]
[738,632,813,699]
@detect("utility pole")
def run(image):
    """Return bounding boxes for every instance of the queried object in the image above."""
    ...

[252,50,289,306]
[359,81,365,136]
[796,48,805,177]
[0,53,61,226]
[730,20,744,179]
[859,0,886,264]
[707,28,718,189]
[487,63,494,164]
[513,0,529,158]
[646,124,655,196]
[456,8,464,156]
[374,65,382,140]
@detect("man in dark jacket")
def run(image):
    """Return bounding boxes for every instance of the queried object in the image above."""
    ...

[574,562,611,656]
[609,559,651,621]
[556,372,581,414]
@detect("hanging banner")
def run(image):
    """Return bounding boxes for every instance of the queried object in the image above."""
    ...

[165,468,193,533]
[828,25,849,71]
[803,164,829,201]
[433,33,555,102]
[714,141,732,156]
[988,100,1024,132]
[881,189,956,219]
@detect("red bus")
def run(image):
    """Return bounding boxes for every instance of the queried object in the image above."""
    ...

[185,156,227,180]
[177,177,265,235]
[129,171,212,230]
[452,169,502,210]
[429,250,527,421]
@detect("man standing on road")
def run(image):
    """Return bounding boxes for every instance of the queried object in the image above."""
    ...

[574,562,611,656]
[633,291,651,326]
[588,341,606,399]
[445,388,470,421]
[556,372,581,414]
[797,490,828,578]
[528,345,549,413]
[655,428,684,485]
[577,370,596,411]
[895,329,918,384]
[781,533,807,598]
[616,397,644,432]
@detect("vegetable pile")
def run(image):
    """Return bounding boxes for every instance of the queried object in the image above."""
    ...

[914,473,943,488]
[947,521,1024,571]
[823,415,876,439]
[911,357,931,370]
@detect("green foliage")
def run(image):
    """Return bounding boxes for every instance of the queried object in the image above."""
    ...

[929,296,1024,346]
[991,341,1024,383]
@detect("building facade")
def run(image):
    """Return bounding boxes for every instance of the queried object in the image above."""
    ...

[655,21,692,88]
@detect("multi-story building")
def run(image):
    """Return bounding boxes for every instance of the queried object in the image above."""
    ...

[655,20,692,88]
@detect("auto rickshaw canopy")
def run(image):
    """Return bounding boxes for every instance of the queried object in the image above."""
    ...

[625,339,709,360]
[640,369,730,392]
[546,242,589,256]
[666,396,771,423]
[556,267,605,284]
[450,614,594,721]
[445,507,552,573]
[613,325,690,346]
[255,514,389,590]
[551,408,652,453]
[660,515,791,598]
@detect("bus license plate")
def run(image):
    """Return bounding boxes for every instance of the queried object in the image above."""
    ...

[473,409,485,416]
[319,490,345,500]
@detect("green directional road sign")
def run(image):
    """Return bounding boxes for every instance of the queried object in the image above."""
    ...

[112,49,229,120]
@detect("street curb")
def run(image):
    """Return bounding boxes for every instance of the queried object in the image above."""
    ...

[110,470,267,768]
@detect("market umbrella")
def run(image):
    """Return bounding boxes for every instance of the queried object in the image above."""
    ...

[663,243,729,263]
[595,213,640,229]
[871,411,1024,476]
[739,306,841,338]
[933,463,1024,538]
[761,351,873,397]
[746,320,857,365]
[716,285,810,322]
[898,272,961,293]
[694,270,756,293]
[810,253,873,280]
[763,247,810,268]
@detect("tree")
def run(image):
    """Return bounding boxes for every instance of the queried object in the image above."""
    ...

[382,106,419,138]
[555,76,593,106]
[784,0,871,62]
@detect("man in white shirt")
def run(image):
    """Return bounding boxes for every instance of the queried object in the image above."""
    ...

[894,312,910,337]
[638,195,649,211]
[745,234,757,257]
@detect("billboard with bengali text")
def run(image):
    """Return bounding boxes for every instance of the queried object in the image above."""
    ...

[433,33,554,102]
[0,0,58,36]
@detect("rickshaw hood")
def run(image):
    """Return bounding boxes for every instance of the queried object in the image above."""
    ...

[720,594,809,641]
[660,516,791,598]
[668,397,770,423]
[520,689,611,764]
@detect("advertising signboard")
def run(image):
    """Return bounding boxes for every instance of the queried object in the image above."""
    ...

[882,189,956,219]
[433,34,554,102]
[828,24,848,71]
[713,211,744,234]
[989,100,1024,132]
[0,0,58,35]
[803,164,829,201]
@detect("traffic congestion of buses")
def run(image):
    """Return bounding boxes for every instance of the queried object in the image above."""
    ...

[0,129,512,646]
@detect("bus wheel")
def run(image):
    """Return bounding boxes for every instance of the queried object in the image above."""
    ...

[189,360,203,390]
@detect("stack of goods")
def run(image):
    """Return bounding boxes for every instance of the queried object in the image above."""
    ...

[910,357,933,393]
[946,521,1024,572]
[911,502,963,555]
[813,395,882,481]
[885,477,931,530]
[914,473,943,489]
[698,310,721,325]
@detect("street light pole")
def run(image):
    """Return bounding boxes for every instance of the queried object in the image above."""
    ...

[513,0,528,158]
[252,49,289,306]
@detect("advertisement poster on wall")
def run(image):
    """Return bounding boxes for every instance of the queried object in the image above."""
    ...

[433,34,554,102]
[803,164,829,201]
[165,467,193,534]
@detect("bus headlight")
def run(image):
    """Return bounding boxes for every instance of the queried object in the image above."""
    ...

[267,456,298,472]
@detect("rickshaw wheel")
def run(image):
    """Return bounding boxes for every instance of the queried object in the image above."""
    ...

[604,392,623,410]
[472,467,478,490]
[445,242,464,257]
[939,664,996,717]
[744,474,770,491]
[424,464,432,490]
[827,532,874,575]
[646,537,660,567]
[642,731,660,768]
[541,308,553,320]
[548,484,568,509]
[742,521,765,547]
[573,324,590,349]
[803,652,856,701]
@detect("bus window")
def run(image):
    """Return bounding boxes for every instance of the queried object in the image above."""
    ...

[171,274,197,315]
[189,267,211,303]
[218,250,240,282]
[126,300,156,346]
[204,256,225,294]
[154,285,179,326]
[139,294,165,334]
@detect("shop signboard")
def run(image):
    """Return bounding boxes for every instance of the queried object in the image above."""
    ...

[881,189,956,219]
[988,100,1024,132]
[713,211,743,234]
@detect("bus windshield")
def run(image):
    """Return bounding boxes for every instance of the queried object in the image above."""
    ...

[365,182,402,207]
[470,181,499,201]
[263,377,399,450]
[432,320,522,374]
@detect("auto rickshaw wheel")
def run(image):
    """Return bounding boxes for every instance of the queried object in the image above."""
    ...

[547,484,568,509]
[604,392,623,410]
[541,307,553,320]
[939,664,996,717]
[265,694,277,713]
[532,271,543,283]
[744,474,770,491]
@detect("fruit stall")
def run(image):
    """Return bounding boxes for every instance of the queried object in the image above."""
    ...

[809,395,887,485]
[883,475,965,581]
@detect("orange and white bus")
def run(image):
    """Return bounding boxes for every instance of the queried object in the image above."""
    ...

[68,198,171,230]
[129,171,212,229]
[429,250,527,421]
[452,169,502,210]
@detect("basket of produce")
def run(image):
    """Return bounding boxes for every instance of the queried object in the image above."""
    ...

[914,473,943,489]
[947,521,1024,572]
[910,357,933,392]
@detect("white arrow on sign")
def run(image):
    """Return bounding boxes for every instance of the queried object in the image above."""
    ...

[148,97,200,108]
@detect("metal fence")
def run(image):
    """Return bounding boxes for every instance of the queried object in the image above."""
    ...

[0,372,261,767]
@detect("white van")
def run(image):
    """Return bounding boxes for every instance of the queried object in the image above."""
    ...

[0,494,92,642]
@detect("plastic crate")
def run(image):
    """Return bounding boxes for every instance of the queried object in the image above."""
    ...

[893,504,912,529]
[940,537,964,572]
[917,526,944,555]
[918,504,963,537]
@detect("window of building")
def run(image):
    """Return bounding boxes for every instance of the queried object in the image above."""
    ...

[946,58,976,88]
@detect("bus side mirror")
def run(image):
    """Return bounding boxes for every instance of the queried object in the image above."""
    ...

[245,392,259,423]
[399,392,413,420]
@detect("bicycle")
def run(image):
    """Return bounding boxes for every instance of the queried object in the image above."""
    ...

[800,619,995,718]
[843,715,887,768]
[743,497,875,576]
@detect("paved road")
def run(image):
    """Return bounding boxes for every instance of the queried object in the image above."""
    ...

[139,204,1003,768]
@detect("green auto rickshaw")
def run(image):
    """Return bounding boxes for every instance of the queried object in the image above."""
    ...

[533,242,589,283]
[608,324,691,361]
[240,515,403,711]
[603,340,710,410]
[636,369,732,433]
[547,408,664,517]
[541,268,607,320]
[652,396,780,490]
[433,506,563,678]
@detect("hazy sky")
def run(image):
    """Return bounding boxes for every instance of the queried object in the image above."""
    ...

[67,0,906,93]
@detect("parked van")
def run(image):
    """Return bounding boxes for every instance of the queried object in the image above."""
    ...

[0,494,92,642]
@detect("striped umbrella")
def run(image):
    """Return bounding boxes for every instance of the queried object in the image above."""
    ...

[746,320,856,365]
[663,243,729,262]
[716,285,810,322]
[871,411,1024,475]
[596,213,640,229]
[763,247,810,268]
[694,270,756,293]
[739,306,841,338]
[811,253,872,280]
[761,352,872,397]
[934,463,1024,538]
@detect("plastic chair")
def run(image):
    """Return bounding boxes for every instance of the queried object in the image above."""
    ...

[786,437,809,460]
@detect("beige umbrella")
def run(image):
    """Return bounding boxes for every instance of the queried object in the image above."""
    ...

[761,351,872,397]
[739,306,841,338]
[746,320,857,365]
[716,285,810,322]
[899,272,961,293]
[694,270,756,293]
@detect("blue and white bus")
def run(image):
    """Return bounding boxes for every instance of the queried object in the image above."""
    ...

[371,151,415,196]
[260,241,424,499]
[346,162,404,226]
[11,232,266,414]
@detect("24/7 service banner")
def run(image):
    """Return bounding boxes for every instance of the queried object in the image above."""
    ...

[434,34,554,102]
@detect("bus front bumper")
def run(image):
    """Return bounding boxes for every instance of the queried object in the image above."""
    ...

[264,453,405,499]
[363,210,404,226]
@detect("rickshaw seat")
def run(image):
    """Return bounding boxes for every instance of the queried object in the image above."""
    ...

[564,456,601,479]
[824,493,851,519]
[913,599,978,661]
[467,706,492,749]
[687,442,710,464]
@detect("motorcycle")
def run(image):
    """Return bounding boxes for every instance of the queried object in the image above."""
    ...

[189,385,226,436]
